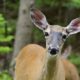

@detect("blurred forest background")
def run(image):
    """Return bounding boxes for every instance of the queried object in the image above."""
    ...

[0,0,80,80]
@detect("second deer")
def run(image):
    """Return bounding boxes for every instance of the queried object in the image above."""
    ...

[15,8,80,80]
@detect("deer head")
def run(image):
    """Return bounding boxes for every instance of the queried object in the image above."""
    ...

[30,8,80,55]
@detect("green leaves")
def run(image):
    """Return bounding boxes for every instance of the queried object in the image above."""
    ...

[35,0,58,7]
[0,47,12,55]
[0,36,14,42]
[35,0,80,8]
[71,0,80,8]
[32,27,45,42]
[69,54,80,74]
[0,71,12,80]
[0,14,6,27]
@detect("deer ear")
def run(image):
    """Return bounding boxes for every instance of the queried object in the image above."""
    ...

[66,18,80,35]
[30,8,49,30]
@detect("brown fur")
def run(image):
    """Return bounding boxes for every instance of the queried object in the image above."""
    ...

[15,44,79,80]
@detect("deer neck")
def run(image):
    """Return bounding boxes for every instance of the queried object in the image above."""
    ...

[41,47,65,80]
[41,49,58,80]
[46,52,59,80]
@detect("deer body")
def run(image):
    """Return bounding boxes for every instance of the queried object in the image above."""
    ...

[15,44,46,80]
[15,44,65,80]
[15,8,80,80]
[15,44,79,80]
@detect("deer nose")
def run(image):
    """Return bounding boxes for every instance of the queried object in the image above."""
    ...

[50,48,59,55]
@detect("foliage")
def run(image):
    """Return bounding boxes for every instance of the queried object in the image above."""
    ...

[0,28,12,34]
[0,14,15,54]
[69,54,80,74]
[33,27,45,42]
[63,0,80,8]
[0,19,16,34]
[71,0,80,8]
[35,0,80,8]
[0,71,12,80]
[7,20,16,31]
[0,36,14,42]
[6,0,19,11]
[6,0,19,19]
[0,47,12,54]
[0,15,14,54]
[0,14,6,27]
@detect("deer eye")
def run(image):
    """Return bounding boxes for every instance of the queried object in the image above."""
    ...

[44,32,49,36]
[62,34,67,39]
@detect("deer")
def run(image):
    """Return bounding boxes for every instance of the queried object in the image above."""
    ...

[15,8,80,80]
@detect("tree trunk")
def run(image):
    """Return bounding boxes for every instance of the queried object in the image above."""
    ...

[10,0,34,76]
